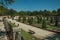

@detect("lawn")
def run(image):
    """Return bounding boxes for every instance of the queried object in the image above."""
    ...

[47,25,60,31]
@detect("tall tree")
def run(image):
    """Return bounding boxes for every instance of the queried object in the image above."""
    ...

[36,16,42,23]
[32,11,38,16]
[42,17,47,29]
[52,10,59,26]
[0,0,15,16]
[0,6,8,16]
[57,8,60,24]
[57,8,60,16]
[19,11,27,16]
[8,9,17,18]
[27,17,32,25]
[22,17,26,23]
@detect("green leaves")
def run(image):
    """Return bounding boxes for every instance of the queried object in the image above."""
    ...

[57,8,60,15]
[0,0,14,6]
[8,9,18,16]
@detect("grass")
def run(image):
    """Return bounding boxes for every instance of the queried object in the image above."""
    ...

[47,25,60,30]
[21,29,40,40]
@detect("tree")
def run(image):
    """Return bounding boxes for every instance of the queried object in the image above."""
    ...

[57,8,60,25]
[50,16,53,23]
[21,36,24,40]
[22,17,26,23]
[27,11,30,16]
[19,11,27,16]
[31,16,34,23]
[0,0,15,16]
[52,10,57,16]
[52,10,59,26]
[18,16,21,22]
[27,17,32,25]
[49,10,56,24]
[32,11,38,16]
[36,16,42,23]
[8,9,17,19]
[57,8,60,16]
[0,0,14,6]
[55,16,58,26]
[0,6,8,16]
[8,9,17,16]
[42,17,47,29]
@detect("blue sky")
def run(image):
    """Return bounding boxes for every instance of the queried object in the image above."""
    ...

[8,0,60,11]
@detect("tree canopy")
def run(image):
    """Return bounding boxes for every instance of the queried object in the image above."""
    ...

[0,0,14,6]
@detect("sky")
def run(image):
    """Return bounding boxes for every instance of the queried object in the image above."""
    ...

[8,0,60,12]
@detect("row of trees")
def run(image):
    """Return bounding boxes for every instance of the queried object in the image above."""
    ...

[0,6,60,17]
[18,9,60,16]
[18,9,60,29]
[0,5,60,29]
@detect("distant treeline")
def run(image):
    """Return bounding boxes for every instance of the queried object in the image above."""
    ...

[0,6,60,16]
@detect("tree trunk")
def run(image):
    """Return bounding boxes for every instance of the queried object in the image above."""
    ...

[55,16,58,26]
[42,17,47,29]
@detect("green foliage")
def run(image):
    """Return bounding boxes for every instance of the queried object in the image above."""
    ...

[22,17,26,23]
[18,16,21,22]
[0,0,15,16]
[52,10,57,16]
[21,36,24,40]
[0,6,8,16]
[8,9,18,16]
[50,16,53,23]
[47,25,60,30]
[55,16,58,26]
[0,6,18,16]
[27,17,33,25]
[37,16,42,23]
[57,8,60,15]
[0,0,14,6]
[18,11,30,16]
[32,11,38,16]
